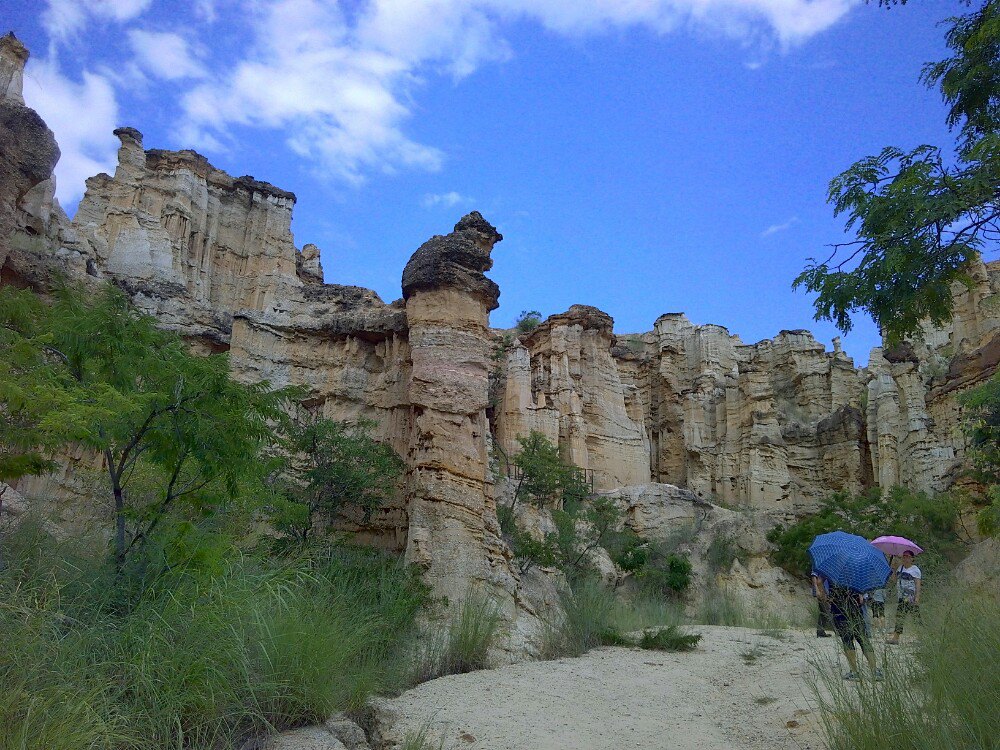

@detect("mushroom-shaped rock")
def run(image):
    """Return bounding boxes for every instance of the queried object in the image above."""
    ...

[401,211,502,310]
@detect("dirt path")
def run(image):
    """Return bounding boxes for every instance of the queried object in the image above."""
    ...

[378,626,832,750]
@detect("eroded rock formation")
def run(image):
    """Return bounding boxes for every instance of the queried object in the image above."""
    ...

[3,32,998,645]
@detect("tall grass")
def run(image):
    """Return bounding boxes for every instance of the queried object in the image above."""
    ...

[540,579,625,658]
[409,592,505,683]
[695,583,808,630]
[0,524,427,750]
[540,580,696,658]
[816,585,1000,750]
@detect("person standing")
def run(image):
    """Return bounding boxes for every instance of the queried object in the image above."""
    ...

[812,569,833,637]
[870,586,887,629]
[828,583,882,681]
[887,550,921,645]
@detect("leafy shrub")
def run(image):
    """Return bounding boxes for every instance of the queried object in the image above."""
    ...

[272,414,404,543]
[638,552,693,597]
[767,486,964,578]
[515,309,543,333]
[511,431,590,511]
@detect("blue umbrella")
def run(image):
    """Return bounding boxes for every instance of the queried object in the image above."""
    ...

[808,531,891,593]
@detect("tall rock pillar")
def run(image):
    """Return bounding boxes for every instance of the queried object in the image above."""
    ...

[401,212,511,607]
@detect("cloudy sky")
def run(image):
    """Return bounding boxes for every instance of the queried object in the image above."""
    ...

[6,0,958,360]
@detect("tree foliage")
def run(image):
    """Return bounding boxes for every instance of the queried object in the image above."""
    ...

[514,309,542,334]
[511,430,590,511]
[767,486,965,577]
[1,285,290,568]
[272,414,404,543]
[959,372,1000,535]
[795,1,1000,344]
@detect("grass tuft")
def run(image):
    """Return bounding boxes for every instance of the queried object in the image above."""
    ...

[0,524,427,750]
[638,626,701,652]
[409,593,505,683]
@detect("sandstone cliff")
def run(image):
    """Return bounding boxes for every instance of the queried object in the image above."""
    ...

[3,32,998,647]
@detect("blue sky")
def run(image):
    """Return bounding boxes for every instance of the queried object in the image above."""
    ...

[6,0,960,362]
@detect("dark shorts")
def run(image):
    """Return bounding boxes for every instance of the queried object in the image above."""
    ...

[871,600,885,618]
[830,601,873,653]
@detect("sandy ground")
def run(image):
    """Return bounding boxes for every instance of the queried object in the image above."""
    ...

[379,625,842,750]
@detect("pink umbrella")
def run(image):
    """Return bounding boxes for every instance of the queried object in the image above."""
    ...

[871,535,923,557]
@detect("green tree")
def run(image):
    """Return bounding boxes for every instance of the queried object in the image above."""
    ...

[0,288,62,486]
[794,1,1000,344]
[959,373,1000,535]
[515,310,542,333]
[511,431,590,511]
[1,286,290,568]
[273,414,404,543]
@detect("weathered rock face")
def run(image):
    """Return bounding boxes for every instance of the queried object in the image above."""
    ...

[73,128,313,349]
[401,213,521,612]
[866,257,1000,494]
[602,483,803,615]
[502,309,871,511]
[0,33,62,288]
[495,305,650,491]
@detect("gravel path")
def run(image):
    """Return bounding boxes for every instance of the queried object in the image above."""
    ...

[379,626,832,750]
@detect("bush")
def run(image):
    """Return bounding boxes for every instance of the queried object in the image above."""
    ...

[767,487,965,578]
[816,584,1000,750]
[515,310,542,333]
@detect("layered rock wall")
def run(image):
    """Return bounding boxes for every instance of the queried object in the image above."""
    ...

[501,309,873,511]
[494,305,650,491]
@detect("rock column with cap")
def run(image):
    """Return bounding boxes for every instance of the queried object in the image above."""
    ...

[401,212,514,609]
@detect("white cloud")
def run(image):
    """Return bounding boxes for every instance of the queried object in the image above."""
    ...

[22,58,120,205]
[179,0,442,184]
[422,191,472,208]
[43,0,153,42]
[127,30,206,80]
[29,0,857,195]
[761,216,800,237]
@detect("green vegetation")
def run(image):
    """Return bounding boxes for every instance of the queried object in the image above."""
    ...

[766,487,965,578]
[705,531,747,573]
[638,626,701,652]
[0,285,289,569]
[508,431,590,512]
[0,285,441,748]
[410,593,505,683]
[816,584,1000,750]
[794,1,1000,344]
[960,374,1000,537]
[514,309,543,333]
[400,724,447,750]
[500,431,692,596]
[272,414,404,543]
[539,580,700,658]
[0,524,428,750]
